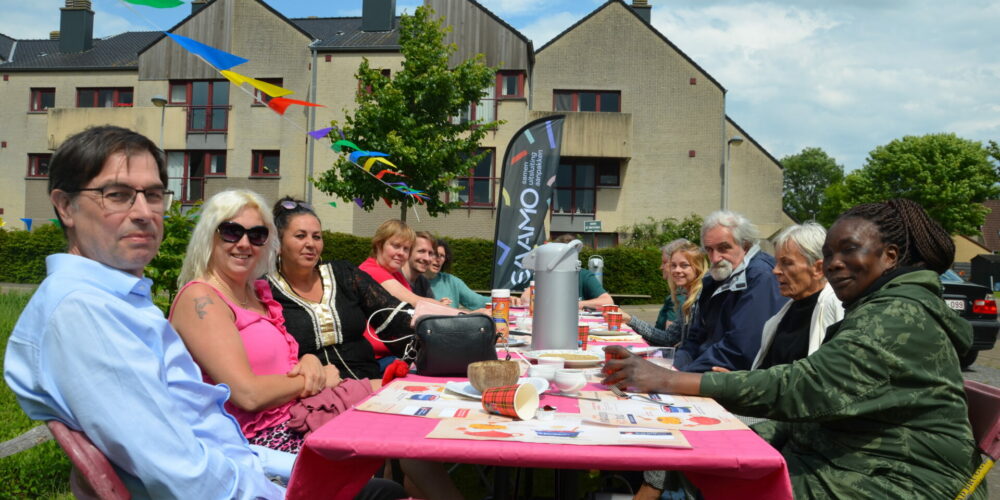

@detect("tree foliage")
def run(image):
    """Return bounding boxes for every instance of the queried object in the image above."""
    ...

[617,215,704,249]
[313,6,500,220]
[781,147,843,223]
[819,133,1000,234]
[146,201,200,312]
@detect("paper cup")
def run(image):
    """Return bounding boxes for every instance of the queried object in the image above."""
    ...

[606,311,623,331]
[481,383,539,420]
[578,324,590,350]
[601,304,619,322]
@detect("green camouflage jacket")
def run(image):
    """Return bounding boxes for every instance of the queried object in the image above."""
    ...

[701,270,985,499]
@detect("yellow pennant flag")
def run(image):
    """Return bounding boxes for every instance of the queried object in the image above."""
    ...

[363,156,398,172]
[219,70,295,98]
[219,70,250,86]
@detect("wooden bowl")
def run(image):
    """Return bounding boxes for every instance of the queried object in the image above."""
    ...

[467,360,520,393]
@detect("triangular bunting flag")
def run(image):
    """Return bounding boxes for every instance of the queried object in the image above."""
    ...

[308,127,334,140]
[266,97,325,115]
[123,0,184,7]
[165,32,248,70]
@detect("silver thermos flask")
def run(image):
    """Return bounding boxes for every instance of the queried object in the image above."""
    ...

[522,239,582,350]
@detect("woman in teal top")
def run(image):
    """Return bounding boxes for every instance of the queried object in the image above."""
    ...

[426,239,489,310]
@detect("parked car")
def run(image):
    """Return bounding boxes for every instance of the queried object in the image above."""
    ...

[940,269,999,368]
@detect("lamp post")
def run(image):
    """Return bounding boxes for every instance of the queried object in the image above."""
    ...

[723,135,744,211]
[150,95,167,149]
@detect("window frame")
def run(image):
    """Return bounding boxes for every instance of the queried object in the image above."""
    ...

[251,78,283,106]
[29,88,55,112]
[552,90,622,112]
[552,158,621,215]
[166,150,226,203]
[76,87,134,108]
[26,153,52,178]
[452,148,496,208]
[168,80,230,133]
[496,70,525,99]
[251,150,280,177]
[452,85,497,126]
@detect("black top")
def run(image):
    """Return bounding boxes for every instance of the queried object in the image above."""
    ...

[411,274,435,299]
[759,290,821,369]
[267,260,413,380]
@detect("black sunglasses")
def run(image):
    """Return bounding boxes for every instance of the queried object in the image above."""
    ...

[217,221,269,246]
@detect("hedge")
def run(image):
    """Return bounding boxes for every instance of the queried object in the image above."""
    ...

[0,228,667,304]
[0,226,67,284]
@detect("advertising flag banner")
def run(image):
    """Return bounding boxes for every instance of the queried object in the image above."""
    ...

[491,116,564,290]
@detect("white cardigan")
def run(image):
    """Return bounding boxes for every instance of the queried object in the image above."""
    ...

[750,282,843,370]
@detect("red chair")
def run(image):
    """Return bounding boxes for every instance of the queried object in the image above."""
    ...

[954,380,1000,500]
[46,421,130,500]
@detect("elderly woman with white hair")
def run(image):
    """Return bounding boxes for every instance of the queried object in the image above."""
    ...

[749,222,844,370]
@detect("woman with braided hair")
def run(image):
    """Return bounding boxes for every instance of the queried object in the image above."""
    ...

[606,199,985,499]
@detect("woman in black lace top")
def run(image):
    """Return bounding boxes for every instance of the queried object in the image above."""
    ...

[266,197,414,380]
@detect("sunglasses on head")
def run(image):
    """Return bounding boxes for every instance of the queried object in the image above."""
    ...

[279,200,313,211]
[217,221,269,246]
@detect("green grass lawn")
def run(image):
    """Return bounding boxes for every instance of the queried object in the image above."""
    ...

[0,291,71,499]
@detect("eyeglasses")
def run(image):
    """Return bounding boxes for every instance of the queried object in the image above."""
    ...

[279,200,313,211]
[217,221,269,246]
[70,185,174,214]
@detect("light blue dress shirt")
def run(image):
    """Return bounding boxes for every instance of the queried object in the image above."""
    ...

[4,254,288,499]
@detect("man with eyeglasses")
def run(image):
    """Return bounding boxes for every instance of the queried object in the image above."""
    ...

[3,126,291,498]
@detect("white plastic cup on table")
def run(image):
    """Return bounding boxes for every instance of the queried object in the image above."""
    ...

[553,369,587,393]
[648,347,675,369]
[528,363,557,382]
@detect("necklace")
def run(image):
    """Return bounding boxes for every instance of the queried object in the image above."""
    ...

[209,274,251,308]
[279,264,321,301]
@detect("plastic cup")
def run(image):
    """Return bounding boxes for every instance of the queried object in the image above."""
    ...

[481,383,539,420]
[606,311,623,331]
[578,324,590,350]
[648,347,675,369]
[601,304,619,322]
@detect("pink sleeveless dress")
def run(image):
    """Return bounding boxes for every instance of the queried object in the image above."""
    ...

[173,279,300,439]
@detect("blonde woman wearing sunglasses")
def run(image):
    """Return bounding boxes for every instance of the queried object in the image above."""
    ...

[170,189,345,454]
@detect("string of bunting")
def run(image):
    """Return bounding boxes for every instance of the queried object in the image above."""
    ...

[115,0,431,211]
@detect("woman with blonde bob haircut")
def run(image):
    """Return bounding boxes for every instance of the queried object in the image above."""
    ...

[171,189,344,454]
[624,239,709,347]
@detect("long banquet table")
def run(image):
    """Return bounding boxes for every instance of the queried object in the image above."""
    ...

[284,372,793,499]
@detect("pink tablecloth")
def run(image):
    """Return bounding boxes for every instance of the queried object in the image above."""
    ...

[285,376,793,500]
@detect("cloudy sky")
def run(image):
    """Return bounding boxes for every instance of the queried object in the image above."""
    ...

[3,0,998,172]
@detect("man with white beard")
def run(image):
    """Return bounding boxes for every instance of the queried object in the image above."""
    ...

[674,211,787,372]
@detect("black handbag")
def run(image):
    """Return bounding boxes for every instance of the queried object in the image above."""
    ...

[406,313,499,376]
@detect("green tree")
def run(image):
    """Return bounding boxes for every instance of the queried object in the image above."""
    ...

[146,201,200,313]
[781,147,844,222]
[827,133,1000,235]
[617,214,703,249]
[314,6,500,221]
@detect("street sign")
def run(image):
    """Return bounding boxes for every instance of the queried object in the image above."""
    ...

[584,220,602,232]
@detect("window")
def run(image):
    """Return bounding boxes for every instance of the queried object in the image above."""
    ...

[169,80,230,132]
[77,87,133,108]
[453,85,496,125]
[27,154,52,178]
[166,151,225,202]
[455,149,495,207]
[252,150,280,176]
[251,78,282,106]
[29,88,55,112]
[553,90,621,112]
[497,71,525,98]
[552,158,621,214]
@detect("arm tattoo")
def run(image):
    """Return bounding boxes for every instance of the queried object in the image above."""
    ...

[194,295,214,320]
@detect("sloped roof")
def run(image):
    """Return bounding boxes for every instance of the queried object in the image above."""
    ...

[0,31,160,71]
[536,0,724,92]
[294,17,401,51]
[981,200,1000,252]
[0,33,14,63]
